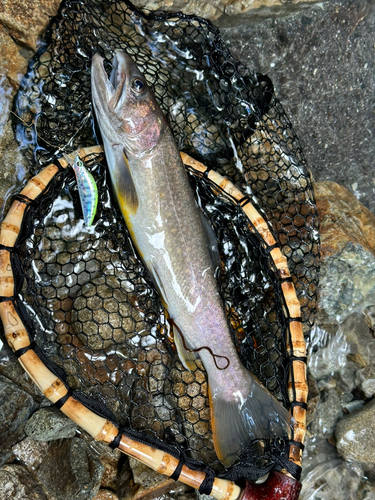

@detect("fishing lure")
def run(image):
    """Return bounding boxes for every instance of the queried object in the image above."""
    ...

[64,154,98,227]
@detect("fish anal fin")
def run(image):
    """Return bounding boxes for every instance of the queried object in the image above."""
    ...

[174,326,198,371]
[112,145,139,215]
[209,373,291,466]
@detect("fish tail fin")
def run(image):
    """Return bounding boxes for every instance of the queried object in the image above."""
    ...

[210,372,291,466]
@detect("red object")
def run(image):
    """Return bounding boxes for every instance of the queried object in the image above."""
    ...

[240,472,302,500]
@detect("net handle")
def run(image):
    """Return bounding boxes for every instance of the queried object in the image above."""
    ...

[0,145,305,500]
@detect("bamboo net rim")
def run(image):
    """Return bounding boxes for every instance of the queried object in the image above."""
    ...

[0,145,307,498]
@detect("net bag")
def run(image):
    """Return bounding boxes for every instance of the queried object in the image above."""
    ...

[0,1,320,498]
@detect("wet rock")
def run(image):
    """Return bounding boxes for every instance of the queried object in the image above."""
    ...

[87,440,122,490]
[355,365,375,399]
[300,458,362,500]
[220,0,375,213]
[93,491,120,500]
[363,305,375,331]
[308,327,348,380]
[314,182,375,322]
[336,398,375,470]
[12,436,49,470]
[309,389,343,439]
[315,182,375,259]
[306,372,320,427]
[34,437,104,500]
[0,345,44,401]
[122,458,179,500]
[134,0,320,21]
[0,119,27,212]
[0,374,36,466]
[341,313,375,368]
[0,464,48,500]
[25,407,78,441]
[0,0,62,50]
[0,26,28,90]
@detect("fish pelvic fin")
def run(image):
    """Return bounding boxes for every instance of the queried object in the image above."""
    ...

[209,372,292,467]
[112,145,139,215]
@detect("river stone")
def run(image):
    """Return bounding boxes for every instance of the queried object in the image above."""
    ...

[340,312,375,368]
[220,0,375,213]
[315,182,375,259]
[313,183,375,323]
[355,365,375,399]
[336,398,375,470]
[0,464,48,500]
[93,491,119,500]
[24,407,78,441]
[135,0,320,20]
[34,437,104,500]
[0,0,62,50]
[12,436,49,470]
[309,389,343,439]
[122,458,178,500]
[0,375,36,466]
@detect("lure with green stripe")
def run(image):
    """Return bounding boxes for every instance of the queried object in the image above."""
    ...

[64,154,98,227]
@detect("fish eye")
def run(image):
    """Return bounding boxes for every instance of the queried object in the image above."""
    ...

[131,78,146,94]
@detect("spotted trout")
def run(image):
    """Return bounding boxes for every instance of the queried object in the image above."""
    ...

[91,51,291,466]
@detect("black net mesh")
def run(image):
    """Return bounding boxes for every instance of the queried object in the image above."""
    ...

[8,0,319,482]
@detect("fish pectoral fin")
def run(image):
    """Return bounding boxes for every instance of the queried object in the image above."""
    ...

[174,327,199,371]
[112,145,139,214]
[209,373,292,466]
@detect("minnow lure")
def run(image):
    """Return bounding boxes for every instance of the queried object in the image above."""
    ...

[63,154,98,227]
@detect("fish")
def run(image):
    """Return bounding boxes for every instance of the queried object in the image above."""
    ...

[91,50,292,466]
[64,153,98,227]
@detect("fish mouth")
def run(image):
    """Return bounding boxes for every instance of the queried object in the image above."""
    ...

[92,51,133,110]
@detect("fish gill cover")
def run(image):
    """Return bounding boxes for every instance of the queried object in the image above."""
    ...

[9,0,319,484]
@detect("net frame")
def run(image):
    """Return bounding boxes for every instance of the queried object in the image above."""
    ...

[0,146,306,498]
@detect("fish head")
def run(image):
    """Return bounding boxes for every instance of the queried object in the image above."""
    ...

[91,51,166,155]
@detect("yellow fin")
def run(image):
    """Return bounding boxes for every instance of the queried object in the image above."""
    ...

[174,327,198,371]
[112,146,138,214]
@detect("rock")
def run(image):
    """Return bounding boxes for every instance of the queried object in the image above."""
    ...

[129,457,177,496]
[133,0,320,21]
[0,464,48,500]
[34,437,104,500]
[12,436,49,470]
[0,25,28,89]
[313,182,375,323]
[0,375,36,466]
[306,372,320,427]
[87,440,122,490]
[92,491,119,500]
[0,345,44,401]
[309,389,343,439]
[363,305,375,331]
[25,407,78,441]
[315,181,375,259]
[336,398,375,470]
[0,0,62,50]
[355,365,375,399]
[220,0,375,213]
[300,458,362,500]
[308,327,349,380]
[340,313,375,368]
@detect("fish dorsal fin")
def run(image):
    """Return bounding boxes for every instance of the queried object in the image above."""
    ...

[173,324,199,371]
[112,145,139,215]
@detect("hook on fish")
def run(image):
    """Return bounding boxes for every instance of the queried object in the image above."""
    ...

[63,153,99,227]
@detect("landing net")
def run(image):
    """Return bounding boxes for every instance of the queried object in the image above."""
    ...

[4,0,319,487]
